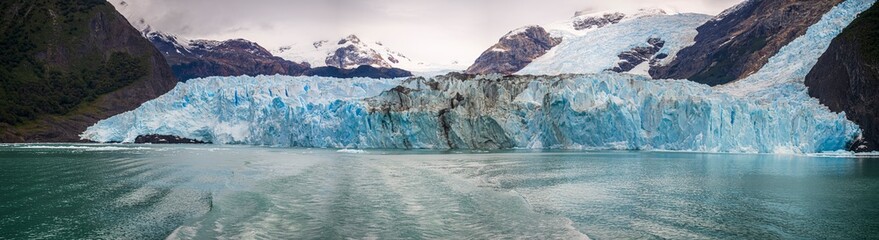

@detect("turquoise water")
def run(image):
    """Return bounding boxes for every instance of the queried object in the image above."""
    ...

[1,144,878,239]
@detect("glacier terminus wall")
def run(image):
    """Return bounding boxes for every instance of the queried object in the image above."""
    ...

[82,0,875,153]
[82,73,859,153]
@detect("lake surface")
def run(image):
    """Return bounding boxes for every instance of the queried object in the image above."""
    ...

[1,144,878,239]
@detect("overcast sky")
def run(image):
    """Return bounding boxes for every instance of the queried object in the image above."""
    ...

[111,0,743,65]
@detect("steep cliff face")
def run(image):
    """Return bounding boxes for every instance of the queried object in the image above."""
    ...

[650,0,845,85]
[465,26,561,75]
[805,2,879,152]
[145,32,311,81]
[0,0,177,142]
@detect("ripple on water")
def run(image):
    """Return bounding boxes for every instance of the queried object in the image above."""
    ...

[3,146,878,239]
[170,154,590,239]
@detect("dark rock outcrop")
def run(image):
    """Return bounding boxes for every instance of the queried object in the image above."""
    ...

[466,26,562,75]
[650,0,845,85]
[135,134,208,144]
[0,0,178,142]
[805,3,879,152]
[305,65,412,79]
[573,12,626,30]
[611,38,666,72]
[145,33,310,81]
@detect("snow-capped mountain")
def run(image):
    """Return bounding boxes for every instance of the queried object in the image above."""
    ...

[467,8,688,75]
[135,26,414,80]
[140,29,310,81]
[273,35,461,73]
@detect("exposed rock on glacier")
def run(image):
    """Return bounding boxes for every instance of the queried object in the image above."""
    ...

[610,38,666,73]
[572,12,626,30]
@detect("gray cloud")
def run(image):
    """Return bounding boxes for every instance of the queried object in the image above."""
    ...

[113,0,743,65]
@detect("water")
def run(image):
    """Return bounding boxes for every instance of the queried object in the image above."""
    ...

[1,144,878,239]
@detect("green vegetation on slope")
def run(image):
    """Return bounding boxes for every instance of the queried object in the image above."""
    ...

[0,0,150,125]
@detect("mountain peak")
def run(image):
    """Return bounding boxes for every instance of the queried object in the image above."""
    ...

[339,34,362,45]
[273,34,456,72]
[574,7,673,18]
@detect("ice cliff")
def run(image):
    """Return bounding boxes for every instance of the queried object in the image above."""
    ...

[82,0,874,153]
[83,73,859,153]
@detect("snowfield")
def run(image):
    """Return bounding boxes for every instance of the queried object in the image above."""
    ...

[518,13,711,76]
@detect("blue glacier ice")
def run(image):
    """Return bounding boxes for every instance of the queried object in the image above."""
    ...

[82,0,874,153]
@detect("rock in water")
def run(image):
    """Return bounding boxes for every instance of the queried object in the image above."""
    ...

[135,135,208,144]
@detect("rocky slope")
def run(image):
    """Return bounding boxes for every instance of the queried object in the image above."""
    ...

[651,0,846,85]
[465,26,561,75]
[805,2,879,152]
[144,31,412,80]
[0,0,178,142]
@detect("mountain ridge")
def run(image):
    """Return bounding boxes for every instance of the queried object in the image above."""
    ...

[142,30,413,80]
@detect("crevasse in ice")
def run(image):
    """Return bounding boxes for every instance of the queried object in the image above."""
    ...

[82,0,874,153]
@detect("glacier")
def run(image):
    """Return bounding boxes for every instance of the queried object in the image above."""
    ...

[518,13,712,76]
[82,0,874,153]
[83,73,859,153]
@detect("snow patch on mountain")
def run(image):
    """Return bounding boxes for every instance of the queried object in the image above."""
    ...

[543,8,679,39]
[273,35,462,73]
